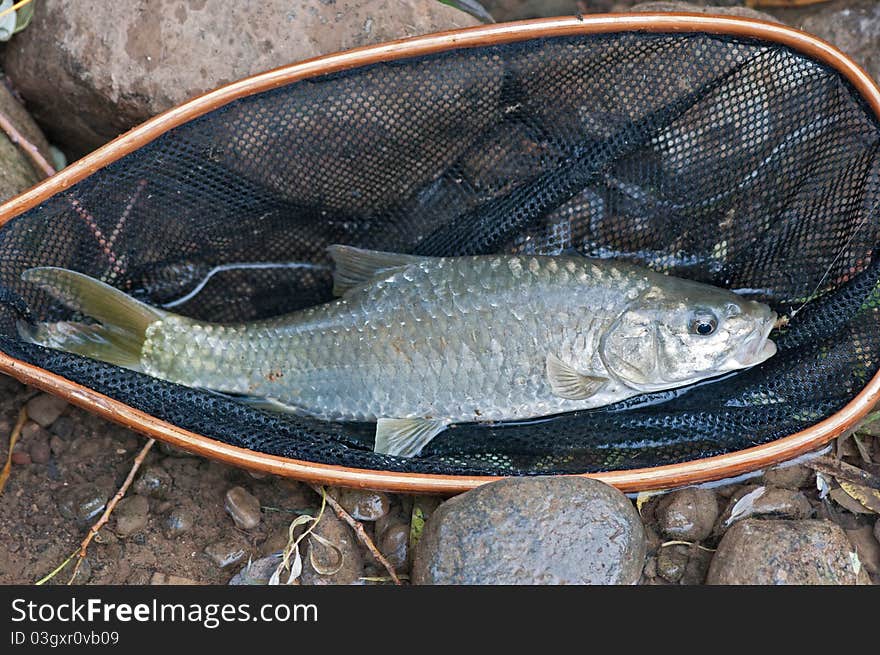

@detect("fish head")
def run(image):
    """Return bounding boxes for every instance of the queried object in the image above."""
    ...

[600,279,777,392]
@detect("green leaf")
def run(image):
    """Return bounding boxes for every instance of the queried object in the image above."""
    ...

[13,0,34,33]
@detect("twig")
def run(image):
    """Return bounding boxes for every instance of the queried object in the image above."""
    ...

[0,406,27,494]
[307,484,402,585]
[0,110,55,178]
[67,438,155,584]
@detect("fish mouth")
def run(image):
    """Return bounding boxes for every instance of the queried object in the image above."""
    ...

[732,311,777,368]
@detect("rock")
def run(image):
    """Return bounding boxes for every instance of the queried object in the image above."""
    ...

[875,519,880,545]
[845,526,880,576]
[412,477,646,585]
[655,487,719,542]
[301,511,365,585]
[656,545,688,583]
[2,0,480,157]
[229,554,284,585]
[204,537,250,569]
[10,450,30,465]
[50,416,75,439]
[150,572,200,585]
[763,463,814,490]
[330,487,391,521]
[49,435,66,457]
[133,465,173,499]
[28,430,51,464]
[716,486,813,533]
[0,77,52,204]
[25,393,67,428]
[680,548,712,586]
[114,495,150,537]
[377,521,410,571]
[630,1,779,22]
[224,486,262,530]
[765,0,880,88]
[163,507,194,539]
[707,519,869,585]
[57,484,108,524]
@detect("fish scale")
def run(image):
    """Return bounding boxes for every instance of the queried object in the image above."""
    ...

[143,254,646,422]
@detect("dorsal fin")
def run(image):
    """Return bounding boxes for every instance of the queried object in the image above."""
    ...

[327,245,427,296]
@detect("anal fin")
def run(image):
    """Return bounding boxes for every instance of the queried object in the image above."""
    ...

[546,353,607,400]
[374,418,449,458]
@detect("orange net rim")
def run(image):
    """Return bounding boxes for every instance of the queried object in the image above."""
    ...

[1,13,878,493]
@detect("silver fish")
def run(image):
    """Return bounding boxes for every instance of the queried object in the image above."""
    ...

[20,246,777,457]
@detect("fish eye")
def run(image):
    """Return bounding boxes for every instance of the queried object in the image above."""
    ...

[689,313,718,336]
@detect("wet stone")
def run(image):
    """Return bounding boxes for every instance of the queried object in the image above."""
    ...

[133,465,173,499]
[845,526,880,576]
[57,484,108,524]
[204,538,250,569]
[377,521,410,571]
[412,477,646,585]
[707,519,869,585]
[114,495,150,537]
[224,486,262,530]
[681,548,713,586]
[717,486,812,533]
[763,463,814,490]
[25,393,68,427]
[21,421,43,441]
[655,487,719,542]
[301,511,365,585]
[11,450,30,466]
[29,431,51,464]
[656,545,688,583]
[330,487,391,522]
[50,416,75,440]
[163,507,194,539]
[229,554,283,585]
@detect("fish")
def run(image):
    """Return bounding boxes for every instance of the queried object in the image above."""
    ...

[18,246,777,457]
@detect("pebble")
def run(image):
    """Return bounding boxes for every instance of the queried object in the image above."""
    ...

[50,416,75,439]
[11,450,31,465]
[377,521,410,571]
[656,545,689,583]
[114,495,150,537]
[763,463,814,489]
[49,435,66,456]
[57,484,108,524]
[716,486,812,532]
[25,393,67,427]
[163,507,194,539]
[845,525,880,576]
[412,477,646,585]
[229,554,283,585]
[21,421,43,440]
[29,431,51,464]
[329,487,391,521]
[150,572,200,585]
[655,487,718,542]
[224,486,262,530]
[707,519,870,584]
[133,465,173,499]
[204,538,250,569]
[301,511,365,585]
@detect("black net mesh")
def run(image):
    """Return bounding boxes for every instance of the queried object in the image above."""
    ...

[1,31,880,475]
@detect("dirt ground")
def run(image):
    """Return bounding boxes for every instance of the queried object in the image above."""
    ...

[0,375,326,585]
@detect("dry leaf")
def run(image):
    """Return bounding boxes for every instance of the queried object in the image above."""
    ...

[838,481,880,514]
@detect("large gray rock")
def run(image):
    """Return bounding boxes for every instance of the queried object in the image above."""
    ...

[0,79,52,202]
[1,0,480,158]
[412,477,646,585]
[707,519,870,585]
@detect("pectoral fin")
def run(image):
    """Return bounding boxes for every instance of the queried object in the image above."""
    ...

[546,353,607,400]
[327,245,428,296]
[374,417,449,458]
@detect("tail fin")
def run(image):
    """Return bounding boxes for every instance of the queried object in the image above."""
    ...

[19,267,166,370]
